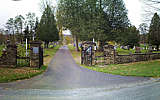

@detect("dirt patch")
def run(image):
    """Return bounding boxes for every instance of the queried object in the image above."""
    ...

[44,56,52,65]
[74,56,81,64]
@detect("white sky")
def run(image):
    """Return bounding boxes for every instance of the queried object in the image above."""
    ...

[0,0,143,30]
[124,0,143,27]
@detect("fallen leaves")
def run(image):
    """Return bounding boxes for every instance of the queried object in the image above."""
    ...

[0,67,44,83]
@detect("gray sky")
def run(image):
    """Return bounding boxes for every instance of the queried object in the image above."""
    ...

[124,0,143,27]
[0,0,144,30]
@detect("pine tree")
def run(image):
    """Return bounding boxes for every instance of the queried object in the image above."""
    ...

[56,0,130,49]
[37,5,59,48]
[149,13,160,51]
[107,0,130,41]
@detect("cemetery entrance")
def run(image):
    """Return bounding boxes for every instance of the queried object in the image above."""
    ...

[81,42,96,66]
[16,41,43,68]
[0,40,43,68]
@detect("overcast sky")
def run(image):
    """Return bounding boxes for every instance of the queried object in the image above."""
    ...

[0,0,144,30]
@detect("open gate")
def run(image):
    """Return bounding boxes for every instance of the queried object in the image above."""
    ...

[16,44,30,67]
[81,42,96,66]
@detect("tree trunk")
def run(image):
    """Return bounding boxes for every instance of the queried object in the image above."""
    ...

[21,27,23,43]
[45,41,49,48]
[156,45,159,51]
[75,36,79,51]
[98,41,105,52]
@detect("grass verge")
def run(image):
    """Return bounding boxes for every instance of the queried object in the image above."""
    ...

[68,45,160,77]
[0,66,47,83]
[44,45,61,65]
[0,45,60,83]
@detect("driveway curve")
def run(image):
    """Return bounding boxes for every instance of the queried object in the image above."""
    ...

[0,46,150,90]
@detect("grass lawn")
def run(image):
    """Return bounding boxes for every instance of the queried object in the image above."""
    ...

[0,45,60,83]
[0,66,47,83]
[68,45,160,77]
[117,48,160,55]
[84,60,160,77]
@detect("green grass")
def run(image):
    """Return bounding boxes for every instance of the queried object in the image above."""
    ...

[117,48,160,55]
[0,65,47,83]
[68,45,81,58]
[68,45,160,77]
[44,45,60,57]
[43,45,61,65]
[116,48,135,55]
[83,60,160,77]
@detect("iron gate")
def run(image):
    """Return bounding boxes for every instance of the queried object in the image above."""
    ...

[16,44,30,67]
[39,46,43,68]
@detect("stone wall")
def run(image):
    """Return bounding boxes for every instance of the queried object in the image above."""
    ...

[0,44,17,66]
[103,45,116,64]
[103,45,160,65]
[30,41,43,68]
[115,53,160,64]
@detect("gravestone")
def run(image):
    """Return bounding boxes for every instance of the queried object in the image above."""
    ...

[135,47,141,53]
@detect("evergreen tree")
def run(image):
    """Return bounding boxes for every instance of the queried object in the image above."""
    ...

[106,0,130,41]
[37,4,59,48]
[57,0,84,51]
[24,26,29,40]
[120,26,140,49]
[149,13,160,51]
[56,0,130,50]
[34,17,39,40]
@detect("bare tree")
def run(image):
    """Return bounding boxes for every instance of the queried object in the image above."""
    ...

[140,0,160,22]
[39,0,53,12]
[141,0,160,11]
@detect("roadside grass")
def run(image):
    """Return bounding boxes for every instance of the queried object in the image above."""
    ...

[84,60,160,77]
[68,45,81,58]
[43,45,61,65]
[0,66,47,83]
[68,45,160,77]
[0,45,60,83]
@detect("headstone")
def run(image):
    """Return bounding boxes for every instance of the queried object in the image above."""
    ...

[135,47,141,53]
[114,45,117,50]
[148,46,152,53]
[133,46,136,50]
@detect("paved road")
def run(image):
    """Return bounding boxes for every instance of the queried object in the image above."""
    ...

[0,46,158,100]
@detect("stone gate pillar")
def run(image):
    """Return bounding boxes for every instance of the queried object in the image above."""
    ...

[30,41,43,68]
[7,44,17,66]
[81,41,96,66]
[103,45,117,64]
[0,43,17,67]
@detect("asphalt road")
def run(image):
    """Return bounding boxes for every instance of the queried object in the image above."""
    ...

[0,46,159,100]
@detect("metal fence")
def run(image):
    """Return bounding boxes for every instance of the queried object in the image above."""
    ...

[16,44,30,67]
